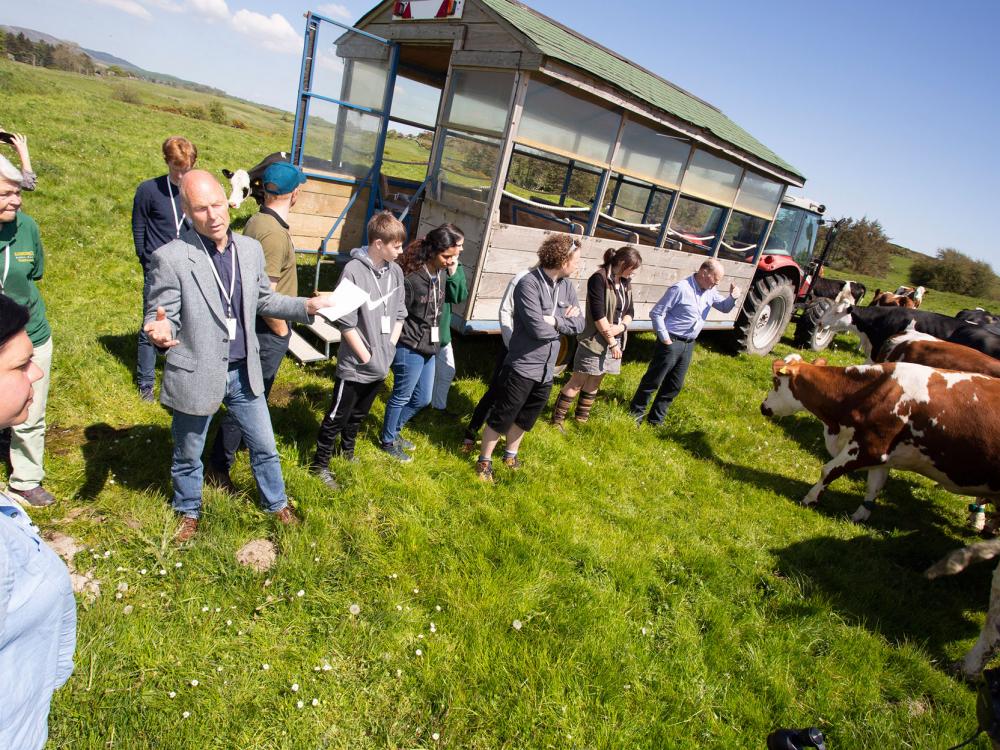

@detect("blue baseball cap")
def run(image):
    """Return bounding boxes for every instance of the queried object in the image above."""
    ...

[262,162,307,195]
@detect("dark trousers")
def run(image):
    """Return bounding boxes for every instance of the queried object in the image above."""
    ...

[467,343,508,435]
[313,377,382,465]
[137,264,156,389]
[629,339,696,425]
[209,326,291,471]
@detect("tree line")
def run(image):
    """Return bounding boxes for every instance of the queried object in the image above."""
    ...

[821,217,997,298]
[1,31,95,75]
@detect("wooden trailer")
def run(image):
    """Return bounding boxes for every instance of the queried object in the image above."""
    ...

[286,0,807,357]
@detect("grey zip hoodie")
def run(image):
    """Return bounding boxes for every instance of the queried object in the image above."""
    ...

[333,246,406,383]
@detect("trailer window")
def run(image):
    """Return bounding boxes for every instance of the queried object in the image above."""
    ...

[680,149,742,206]
[763,206,802,255]
[720,211,768,263]
[735,172,782,218]
[382,74,441,183]
[437,130,501,212]
[516,78,620,165]
[498,146,599,233]
[613,118,690,188]
[444,69,514,136]
[301,100,382,178]
[311,28,391,110]
[668,196,725,256]
[599,173,673,246]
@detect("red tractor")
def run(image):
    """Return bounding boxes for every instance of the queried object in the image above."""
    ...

[733,195,845,354]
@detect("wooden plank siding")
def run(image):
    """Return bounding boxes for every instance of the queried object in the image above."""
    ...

[467,222,755,327]
[287,177,368,253]
[416,198,491,320]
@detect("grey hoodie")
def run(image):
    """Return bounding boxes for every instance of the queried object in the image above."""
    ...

[333,246,406,383]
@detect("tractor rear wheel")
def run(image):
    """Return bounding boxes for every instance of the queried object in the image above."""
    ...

[794,297,836,351]
[734,275,796,355]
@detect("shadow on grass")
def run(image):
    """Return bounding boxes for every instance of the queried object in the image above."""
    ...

[772,532,993,665]
[78,422,172,500]
[664,429,971,537]
[99,332,142,381]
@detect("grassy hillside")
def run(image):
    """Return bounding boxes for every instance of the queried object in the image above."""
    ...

[2,59,996,749]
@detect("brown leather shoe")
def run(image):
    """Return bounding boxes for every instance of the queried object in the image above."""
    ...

[175,516,198,543]
[274,506,300,526]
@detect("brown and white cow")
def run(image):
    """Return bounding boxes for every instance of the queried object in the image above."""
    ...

[868,285,926,308]
[925,537,1000,678]
[876,327,1000,377]
[760,355,1000,522]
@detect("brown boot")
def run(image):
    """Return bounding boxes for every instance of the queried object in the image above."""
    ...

[274,506,301,526]
[574,390,598,423]
[175,516,199,543]
[551,391,575,431]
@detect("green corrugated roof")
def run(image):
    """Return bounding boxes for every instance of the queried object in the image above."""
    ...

[477,0,805,182]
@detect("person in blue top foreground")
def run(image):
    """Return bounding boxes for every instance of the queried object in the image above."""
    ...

[0,293,76,750]
[629,258,740,427]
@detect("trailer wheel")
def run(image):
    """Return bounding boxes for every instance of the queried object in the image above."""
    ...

[794,297,836,351]
[734,275,796,356]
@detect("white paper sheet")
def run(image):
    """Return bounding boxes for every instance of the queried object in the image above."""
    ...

[315,278,370,323]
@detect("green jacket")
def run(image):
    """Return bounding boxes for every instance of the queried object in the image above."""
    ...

[0,212,50,347]
[439,265,469,346]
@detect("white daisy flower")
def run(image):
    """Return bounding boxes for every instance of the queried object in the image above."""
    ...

[512,620,522,631]
[291,683,299,692]
[182,711,190,719]
[190,679,199,687]
[261,664,270,671]
[296,590,305,598]
[349,603,361,616]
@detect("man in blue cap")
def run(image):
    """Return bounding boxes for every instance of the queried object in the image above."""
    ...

[206,161,306,490]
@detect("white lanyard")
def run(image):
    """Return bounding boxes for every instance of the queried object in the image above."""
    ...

[535,268,560,316]
[196,235,237,317]
[424,265,442,325]
[0,243,9,290]
[167,179,185,239]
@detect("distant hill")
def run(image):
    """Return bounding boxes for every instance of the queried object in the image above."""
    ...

[1,24,225,96]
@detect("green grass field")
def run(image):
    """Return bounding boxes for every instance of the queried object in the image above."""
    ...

[3,58,998,748]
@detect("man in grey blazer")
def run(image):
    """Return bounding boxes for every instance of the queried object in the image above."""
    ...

[143,170,334,542]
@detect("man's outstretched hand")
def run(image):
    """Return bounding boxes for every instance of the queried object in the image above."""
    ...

[144,306,178,348]
[305,292,337,316]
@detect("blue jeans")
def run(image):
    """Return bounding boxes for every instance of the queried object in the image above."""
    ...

[137,266,156,389]
[209,326,290,472]
[170,364,287,519]
[381,345,435,446]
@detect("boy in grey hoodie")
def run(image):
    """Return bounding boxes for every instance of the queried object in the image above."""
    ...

[309,212,407,488]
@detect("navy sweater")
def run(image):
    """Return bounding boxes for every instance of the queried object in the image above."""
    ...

[131,175,186,267]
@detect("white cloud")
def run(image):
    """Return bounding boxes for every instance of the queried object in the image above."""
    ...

[143,0,185,11]
[187,0,230,22]
[230,9,301,54]
[317,3,353,21]
[90,0,153,21]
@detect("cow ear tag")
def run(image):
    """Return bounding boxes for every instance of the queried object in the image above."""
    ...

[778,366,790,375]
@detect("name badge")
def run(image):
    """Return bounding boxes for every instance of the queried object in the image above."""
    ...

[226,317,238,339]
[430,327,440,344]
[381,315,391,334]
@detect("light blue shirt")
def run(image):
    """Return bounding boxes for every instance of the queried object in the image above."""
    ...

[0,493,76,750]
[651,274,737,342]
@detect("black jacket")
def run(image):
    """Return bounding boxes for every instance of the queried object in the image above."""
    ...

[398,267,446,356]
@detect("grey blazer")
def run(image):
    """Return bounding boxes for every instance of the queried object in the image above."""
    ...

[144,226,311,416]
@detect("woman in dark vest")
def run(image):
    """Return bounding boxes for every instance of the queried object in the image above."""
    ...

[551,246,641,428]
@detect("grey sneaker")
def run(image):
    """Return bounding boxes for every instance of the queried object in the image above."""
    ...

[395,437,416,452]
[381,442,413,463]
[9,485,57,507]
[139,385,156,402]
[309,465,340,490]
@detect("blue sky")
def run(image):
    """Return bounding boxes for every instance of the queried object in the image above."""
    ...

[6,0,999,267]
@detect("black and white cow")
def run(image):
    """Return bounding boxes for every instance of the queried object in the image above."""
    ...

[819,301,1000,361]
[957,308,1000,336]
[810,277,866,305]
[222,151,291,209]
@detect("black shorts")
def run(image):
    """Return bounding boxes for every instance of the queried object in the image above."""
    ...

[486,367,554,434]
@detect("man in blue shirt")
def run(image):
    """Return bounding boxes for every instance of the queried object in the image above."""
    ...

[630,259,740,426]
